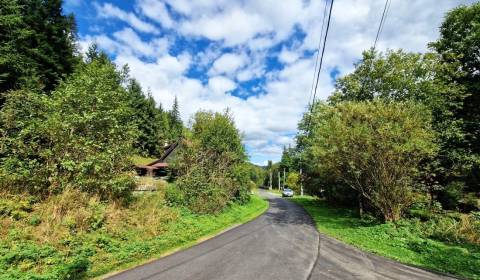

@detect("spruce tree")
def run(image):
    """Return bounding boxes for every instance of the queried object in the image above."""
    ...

[168,96,183,141]
[0,0,78,95]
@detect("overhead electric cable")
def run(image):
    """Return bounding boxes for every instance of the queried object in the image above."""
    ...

[305,0,334,134]
[306,0,329,109]
[359,0,392,99]
[373,0,391,50]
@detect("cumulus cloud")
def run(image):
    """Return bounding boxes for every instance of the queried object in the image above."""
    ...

[95,2,159,34]
[210,53,247,76]
[80,0,476,164]
[136,0,174,28]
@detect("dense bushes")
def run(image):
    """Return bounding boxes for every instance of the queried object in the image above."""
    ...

[303,101,437,221]
[169,110,251,214]
[0,185,267,279]
[0,60,136,200]
[289,2,480,224]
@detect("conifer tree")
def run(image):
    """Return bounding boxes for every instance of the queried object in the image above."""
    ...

[0,0,78,94]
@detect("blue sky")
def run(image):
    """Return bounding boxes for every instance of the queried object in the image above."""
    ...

[63,0,474,165]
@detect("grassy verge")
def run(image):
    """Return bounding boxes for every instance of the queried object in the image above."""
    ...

[0,191,268,279]
[291,196,480,280]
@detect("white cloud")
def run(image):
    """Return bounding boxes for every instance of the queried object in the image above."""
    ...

[95,2,159,34]
[278,48,300,64]
[87,0,476,163]
[137,0,174,28]
[210,53,247,76]
[208,76,237,96]
[81,28,170,59]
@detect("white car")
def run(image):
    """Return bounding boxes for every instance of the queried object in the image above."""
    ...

[282,188,294,197]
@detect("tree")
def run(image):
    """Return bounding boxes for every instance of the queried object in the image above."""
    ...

[286,171,300,193]
[330,49,468,198]
[280,145,294,172]
[305,101,437,222]
[168,96,183,141]
[170,110,248,213]
[126,79,164,156]
[431,2,480,192]
[0,60,136,200]
[0,0,78,95]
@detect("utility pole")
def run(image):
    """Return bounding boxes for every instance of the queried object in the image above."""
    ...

[283,168,286,189]
[269,171,272,190]
[278,171,281,190]
[300,168,304,196]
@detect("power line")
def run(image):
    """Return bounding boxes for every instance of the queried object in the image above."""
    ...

[373,0,391,50]
[306,0,329,109]
[305,0,335,134]
[360,0,392,99]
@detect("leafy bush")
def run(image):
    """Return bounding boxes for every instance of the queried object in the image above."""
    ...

[0,61,137,201]
[303,100,437,221]
[0,193,35,220]
[172,110,249,214]
[165,184,185,207]
[460,192,480,212]
[438,181,464,210]
[422,213,480,245]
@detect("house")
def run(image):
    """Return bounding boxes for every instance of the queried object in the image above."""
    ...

[135,141,180,177]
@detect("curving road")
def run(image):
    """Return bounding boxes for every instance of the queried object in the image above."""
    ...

[107,190,455,280]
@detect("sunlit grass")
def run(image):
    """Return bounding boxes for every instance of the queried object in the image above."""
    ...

[291,196,480,280]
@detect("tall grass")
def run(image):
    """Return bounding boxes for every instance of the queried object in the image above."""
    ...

[0,187,268,279]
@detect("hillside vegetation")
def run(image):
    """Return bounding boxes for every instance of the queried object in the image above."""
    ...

[276,3,480,279]
[0,187,267,279]
[0,1,266,279]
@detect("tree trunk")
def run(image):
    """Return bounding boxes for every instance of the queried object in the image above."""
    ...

[358,193,364,218]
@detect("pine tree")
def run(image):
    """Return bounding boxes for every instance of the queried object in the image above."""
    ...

[0,0,78,95]
[126,79,164,156]
[168,96,183,141]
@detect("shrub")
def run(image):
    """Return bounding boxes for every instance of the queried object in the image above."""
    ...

[286,171,300,193]
[438,181,465,210]
[305,100,438,222]
[171,110,249,214]
[422,213,480,245]
[460,193,480,212]
[0,61,137,201]
[165,184,185,207]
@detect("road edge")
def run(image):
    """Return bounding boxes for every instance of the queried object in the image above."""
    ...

[290,197,464,280]
[97,195,269,280]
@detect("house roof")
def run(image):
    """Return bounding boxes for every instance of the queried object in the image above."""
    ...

[135,141,180,170]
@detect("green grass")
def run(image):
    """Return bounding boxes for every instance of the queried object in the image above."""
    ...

[0,193,268,280]
[131,155,157,165]
[95,195,268,278]
[291,196,480,280]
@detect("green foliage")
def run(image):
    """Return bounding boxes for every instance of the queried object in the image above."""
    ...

[286,171,300,192]
[167,96,183,142]
[330,49,468,189]
[438,181,465,210]
[0,191,267,279]
[126,79,167,156]
[0,0,78,94]
[431,2,480,193]
[0,60,136,200]
[304,101,437,221]
[292,196,480,280]
[171,110,248,213]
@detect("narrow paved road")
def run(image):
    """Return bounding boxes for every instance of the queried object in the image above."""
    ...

[108,190,455,280]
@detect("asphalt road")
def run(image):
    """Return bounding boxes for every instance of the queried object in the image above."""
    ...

[107,190,455,280]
